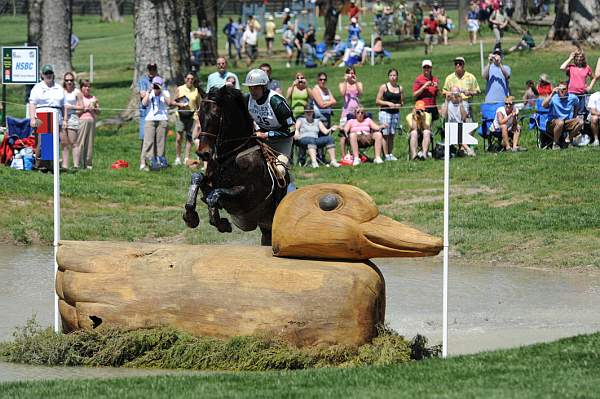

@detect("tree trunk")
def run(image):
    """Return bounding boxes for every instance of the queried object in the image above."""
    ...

[40,0,72,80]
[123,0,191,120]
[27,0,44,46]
[195,0,218,64]
[324,0,341,46]
[512,0,528,23]
[545,0,600,47]
[100,0,123,22]
[458,0,467,31]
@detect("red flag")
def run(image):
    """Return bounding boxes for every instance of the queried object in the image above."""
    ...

[37,111,53,134]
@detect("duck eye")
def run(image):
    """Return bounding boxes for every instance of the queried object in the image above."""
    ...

[319,194,340,211]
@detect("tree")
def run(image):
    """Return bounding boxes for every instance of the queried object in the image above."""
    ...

[27,0,44,46]
[546,0,600,47]
[195,0,218,63]
[124,0,191,120]
[100,0,123,23]
[40,0,73,80]
[511,0,529,23]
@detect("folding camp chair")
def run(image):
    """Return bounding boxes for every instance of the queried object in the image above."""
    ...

[530,98,552,148]
[478,102,503,151]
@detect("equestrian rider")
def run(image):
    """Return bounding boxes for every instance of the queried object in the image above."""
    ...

[243,69,295,160]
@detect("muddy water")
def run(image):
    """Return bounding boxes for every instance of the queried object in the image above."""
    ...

[1,244,599,382]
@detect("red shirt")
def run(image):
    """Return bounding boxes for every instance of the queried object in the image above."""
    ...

[537,82,552,97]
[413,74,439,107]
[423,17,438,34]
[348,5,360,18]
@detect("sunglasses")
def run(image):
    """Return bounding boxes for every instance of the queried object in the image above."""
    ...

[65,79,74,82]
[356,111,365,115]
[505,102,513,106]
[454,62,464,66]
[318,78,327,81]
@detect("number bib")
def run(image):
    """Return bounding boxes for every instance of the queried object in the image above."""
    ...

[248,90,283,131]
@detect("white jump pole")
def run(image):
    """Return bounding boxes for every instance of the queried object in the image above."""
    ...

[51,109,61,333]
[442,124,450,358]
[90,54,94,83]
[479,40,484,76]
[370,33,375,66]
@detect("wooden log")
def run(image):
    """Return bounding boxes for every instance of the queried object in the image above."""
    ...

[56,241,385,347]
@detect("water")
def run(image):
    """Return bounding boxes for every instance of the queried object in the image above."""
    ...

[1,244,600,382]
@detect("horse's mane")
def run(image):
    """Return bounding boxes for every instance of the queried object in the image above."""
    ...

[212,85,254,136]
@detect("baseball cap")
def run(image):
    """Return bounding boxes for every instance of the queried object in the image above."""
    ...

[415,100,426,111]
[152,76,164,87]
[453,57,465,64]
[422,59,432,67]
[147,63,158,70]
[334,34,341,41]
[41,64,54,74]
[492,48,503,56]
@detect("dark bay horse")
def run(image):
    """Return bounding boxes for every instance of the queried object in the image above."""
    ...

[183,85,289,246]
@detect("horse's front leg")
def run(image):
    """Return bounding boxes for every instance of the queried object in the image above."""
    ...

[207,206,233,233]
[205,186,245,208]
[182,172,205,228]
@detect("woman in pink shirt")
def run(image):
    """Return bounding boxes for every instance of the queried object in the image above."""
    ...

[339,66,363,155]
[343,106,384,166]
[560,51,594,95]
[77,79,100,169]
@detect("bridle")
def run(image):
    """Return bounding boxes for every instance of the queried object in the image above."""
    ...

[196,98,256,162]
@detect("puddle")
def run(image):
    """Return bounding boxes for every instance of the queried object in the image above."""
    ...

[1,244,600,382]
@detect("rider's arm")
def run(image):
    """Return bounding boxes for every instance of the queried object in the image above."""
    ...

[269,95,295,138]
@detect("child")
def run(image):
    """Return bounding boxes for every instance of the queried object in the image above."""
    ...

[523,80,538,108]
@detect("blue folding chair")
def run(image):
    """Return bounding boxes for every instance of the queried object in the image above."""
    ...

[530,98,552,148]
[478,102,502,151]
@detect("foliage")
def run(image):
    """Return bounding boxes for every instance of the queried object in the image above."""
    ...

[0,319,436,371]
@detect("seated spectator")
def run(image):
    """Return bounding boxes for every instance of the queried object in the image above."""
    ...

[492,96,524,152]
[587,88,600,146]
[339,36,365,67]
[322,35,346,66]
[483,48,511,104]
[560,50,594,98]
[343,106,384,165]
[537,74,553,98]
[441,87,475,156]
[294,107,341,168]
[523,80,538,108]
[508,30,536,53]
[406,100,432,160]
[361,36,389,64]
[542,82,582,149]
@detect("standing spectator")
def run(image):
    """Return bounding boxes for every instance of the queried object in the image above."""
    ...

[140,77,172,171]
[423,13,438,55]
[338,66,363,154]
[190,32,202,71]
[437,8,450,46]
[537,74,553,98]
[294,26,306,66]
[413,59,440,121]
[376,68,404,161]
[406,100,432,160]
[442,57,481,118]
[198,20,215,66]
[234,17,244,64]
[542,82,582,149]
[483,49,511,104]
[287,72,313,119]
[62,71,82,170]
[312,72,337,127]
[282,7,292,28]
[242,23,259,67]
[587,88,600,146]
[343,106,384,165]
[174,72,199,166]
[247,15,262,32]
[441,87,475,156]
[492,96,524,152]
[413,2,424,40]
[348,0,361,20]
[29,64,65,170]
[206,57,239,91]
[260,63,282,94]
[560,51,594,97]
[223,18,240,62]
[78,79,100,170]
[136,63,158,141]
[489,6,509,48]
[348,17,362,40]
[373,0,384,28]
[265,15,276,56]
[294,107,341,168]
[282,24,296,68]
[466,3,480,45]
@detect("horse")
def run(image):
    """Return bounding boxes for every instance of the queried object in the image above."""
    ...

[183,85,290,246]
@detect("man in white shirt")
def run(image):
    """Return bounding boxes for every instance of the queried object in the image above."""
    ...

[587,90,600,146]
[29,64,65,128]
[206,57,240,92]
[242,24,258,66]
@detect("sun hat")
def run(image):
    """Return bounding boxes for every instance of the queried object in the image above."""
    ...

[453,56,465,63]
[152,76,164,87]
[415,100,426,111]
[284,7,290,12]
[539,73,551,83]
[41,64,54,74]
[422,59,432,67]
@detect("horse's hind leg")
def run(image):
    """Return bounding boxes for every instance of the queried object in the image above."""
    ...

[183,172,204,228]
[208,207,232,233]
[259,227,272,246]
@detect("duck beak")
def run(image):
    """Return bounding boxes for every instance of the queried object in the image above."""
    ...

[359,215,442,258]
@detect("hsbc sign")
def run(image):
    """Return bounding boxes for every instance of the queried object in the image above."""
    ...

[2,47,39,84]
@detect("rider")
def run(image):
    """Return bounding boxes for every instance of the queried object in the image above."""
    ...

[243,69,295,160]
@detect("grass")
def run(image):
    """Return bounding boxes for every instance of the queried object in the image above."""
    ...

[1,332,600,398]
[1,15,600,273]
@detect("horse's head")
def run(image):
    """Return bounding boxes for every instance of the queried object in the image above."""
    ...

[196,85,253,162]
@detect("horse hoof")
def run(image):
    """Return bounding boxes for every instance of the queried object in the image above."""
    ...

[217,218,232,233]
[183,211,200,228]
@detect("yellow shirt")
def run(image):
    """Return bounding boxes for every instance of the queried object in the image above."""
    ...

[405,111,432,130]
[177,84,199,118]
[442,72,480,100]
[265,21,276,38]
